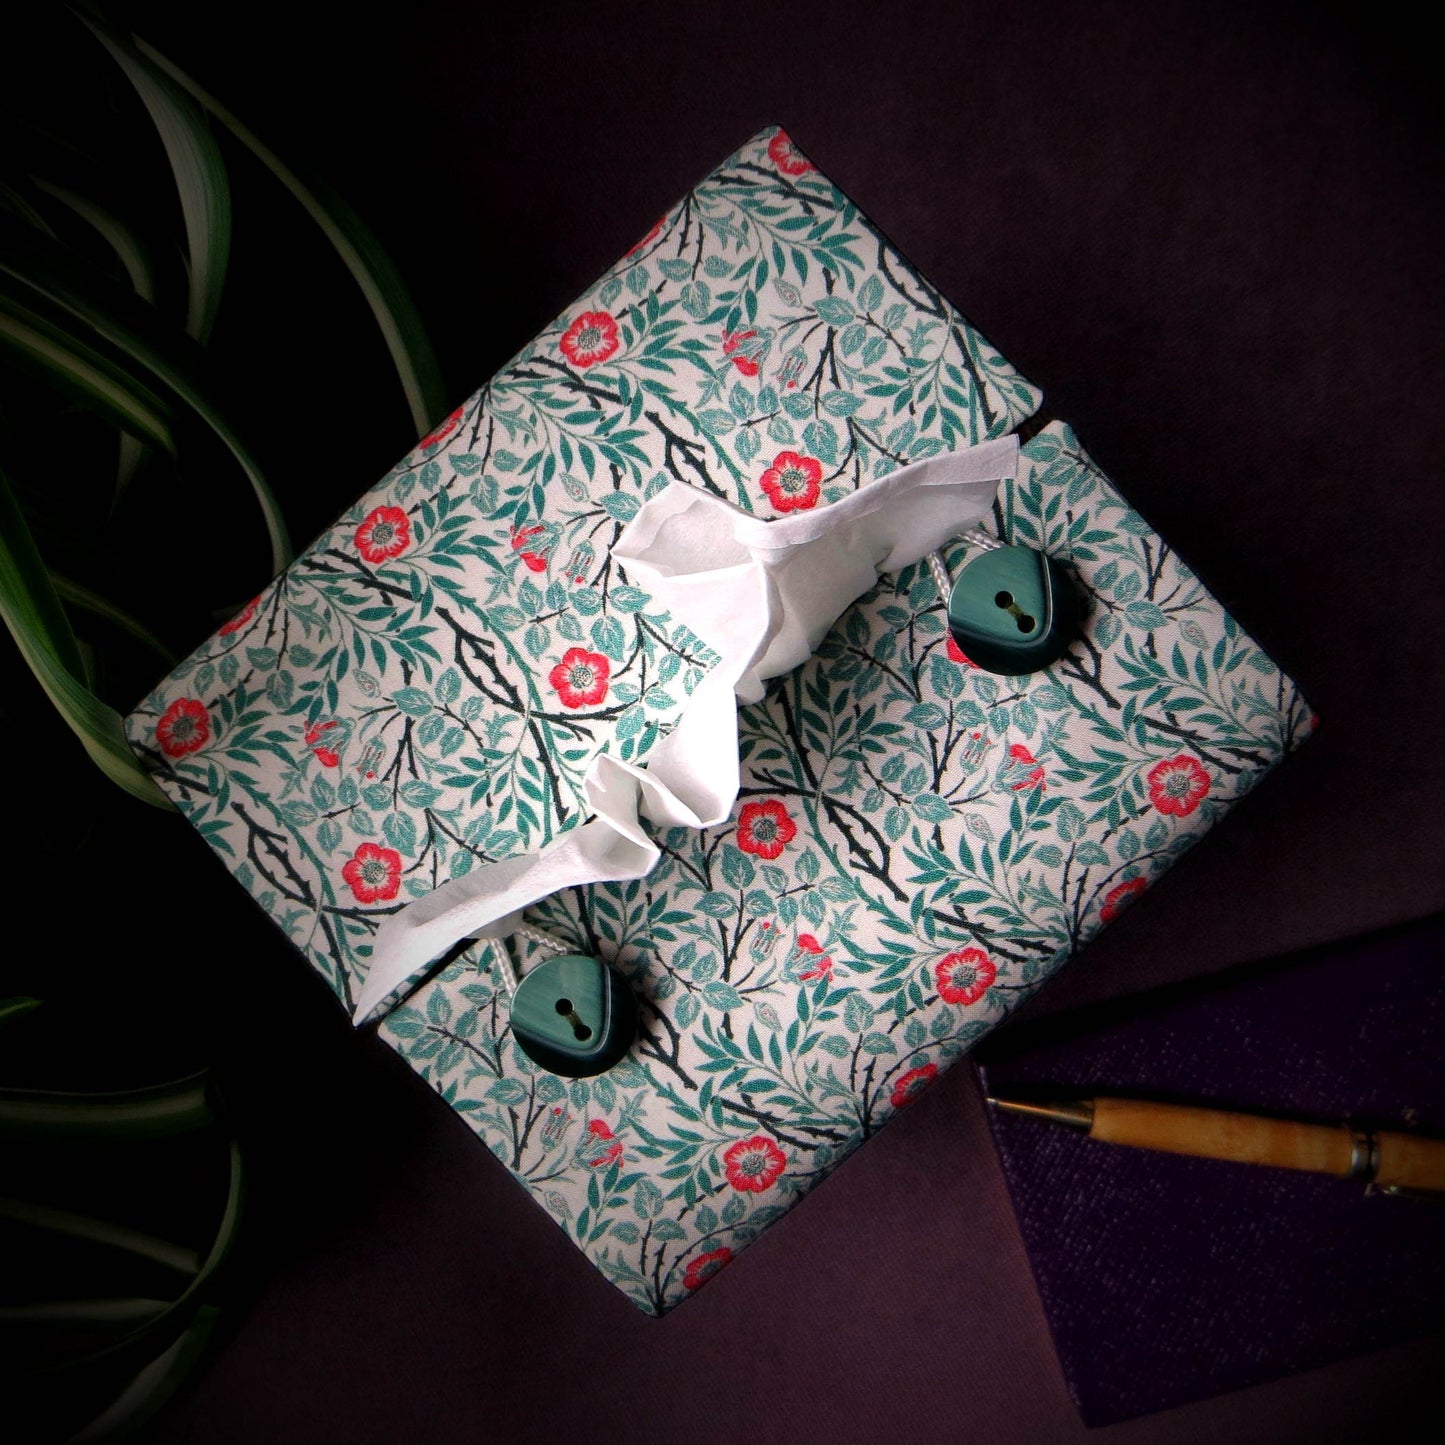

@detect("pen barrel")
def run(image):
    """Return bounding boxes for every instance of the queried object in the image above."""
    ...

[1091,1099,1355,1176]
[1375,1131,1445,1193]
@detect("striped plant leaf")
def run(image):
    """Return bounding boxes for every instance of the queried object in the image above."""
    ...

[0,996,42,1028]
[0,224,291,574]
[0,1197,199,1278]
[0,295,176,454]
[56,1135,242,1381]
[30,178,160,303]
[0,1070,213,1141]
[49,572,177,665]
[26,180,165,502]
[0,465,173,807]
[65,1305,222,1444]
[137,37,447,436]
[79,14,230,345]
[0,178,56,236]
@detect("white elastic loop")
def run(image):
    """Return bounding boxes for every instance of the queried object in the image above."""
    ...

[351,437,1019,1024]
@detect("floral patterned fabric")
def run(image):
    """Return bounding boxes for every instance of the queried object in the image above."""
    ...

[125,127,1311,1315]
[126,126,1035,1013]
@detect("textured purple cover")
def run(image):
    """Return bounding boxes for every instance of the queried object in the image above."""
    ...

[976,914,1445,1426]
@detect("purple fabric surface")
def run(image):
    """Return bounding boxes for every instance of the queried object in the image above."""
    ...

[977,913,1445,1426]
[4,2,1443,1441]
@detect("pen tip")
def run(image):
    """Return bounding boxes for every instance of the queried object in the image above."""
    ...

[988,1095,1095,1130]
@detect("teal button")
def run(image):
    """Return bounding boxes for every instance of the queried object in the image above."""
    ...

[510,953,638,1078]
[946,545,1083,675]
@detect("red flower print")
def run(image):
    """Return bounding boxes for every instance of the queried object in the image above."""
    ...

[417,405,463,450]
[723,1135,787,1193]
[305,720,341,768]
[758,450,823,513]
[583,1119,624,1169]
[510,523,550,572]
[891,1064,939,1109]
[735,800,797,860]
[795,933,833,981]
[156,697,210,758]
[1101,876,1148,925]
[342,842,402,904]
[626,217,664,257]
[1006,742,1046,791]
[946,635,979,667]
[683,1247,732,1291]
[219,596,258,636]
[1146,754,1211,817]
[549,648,610,709]
[559,310,620,369]
[722,328,760,377]
[355,506,411,563]
[767,130,815,177]
[935,947,997,1006]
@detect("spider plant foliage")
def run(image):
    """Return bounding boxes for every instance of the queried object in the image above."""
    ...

[0,4,445,807]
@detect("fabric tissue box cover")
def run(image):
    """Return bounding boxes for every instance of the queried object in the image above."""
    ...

[125,127,1314,1314]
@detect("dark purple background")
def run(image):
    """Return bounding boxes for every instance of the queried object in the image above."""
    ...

[2,2,1442,1440]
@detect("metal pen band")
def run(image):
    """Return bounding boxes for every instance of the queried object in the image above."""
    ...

[1345,1125,1381,1183]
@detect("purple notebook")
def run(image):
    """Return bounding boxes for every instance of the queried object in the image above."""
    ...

[975,913,1445,1426]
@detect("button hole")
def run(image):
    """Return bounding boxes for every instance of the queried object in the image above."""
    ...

[1017,614,1036,632]
[994,590,1014,608]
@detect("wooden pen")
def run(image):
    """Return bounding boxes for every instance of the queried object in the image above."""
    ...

[986,1094,1445,1194]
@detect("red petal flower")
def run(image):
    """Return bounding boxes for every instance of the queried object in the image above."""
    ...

[723,1134,787,1193]
[355,506,411,563]
[306,720,341,768]
[511,523,550,572]
[935,947,997,1006]
[795,933,833,981]
[549,648,611,709]
[342,842,403,904]
[735,800,797,860]
[891,1063,939,1109]
[767,131,815,177]
[683,1246,733,1291]
[1101,876,1148,925]
[722,328,761,376]
[559,310,620,369]
[418,406,463,450]
[583,1118,624,1168]
[1007,742,1046,791]
[1146,754,1212,817]
[156,697,210,758]
[758,450,823,513]
[946,635,979,667]
[219,596,259,636]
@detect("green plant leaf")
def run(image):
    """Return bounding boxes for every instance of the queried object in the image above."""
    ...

[49,571,178,666]
[0,1298,170,1330]
[0,465,173,806]
[0,1072,212,1141]
[65,1305,222,1444]
[22,166,166,501]
[0,1197,199,1278]
[78,13,230,345]
[28,179,159,303]
[0,297,176,454]
[0,996,42,1028]
[56,1134,243,1381]
[0,178,56,236]
[0,225,290,573]
[137,37,447,435]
